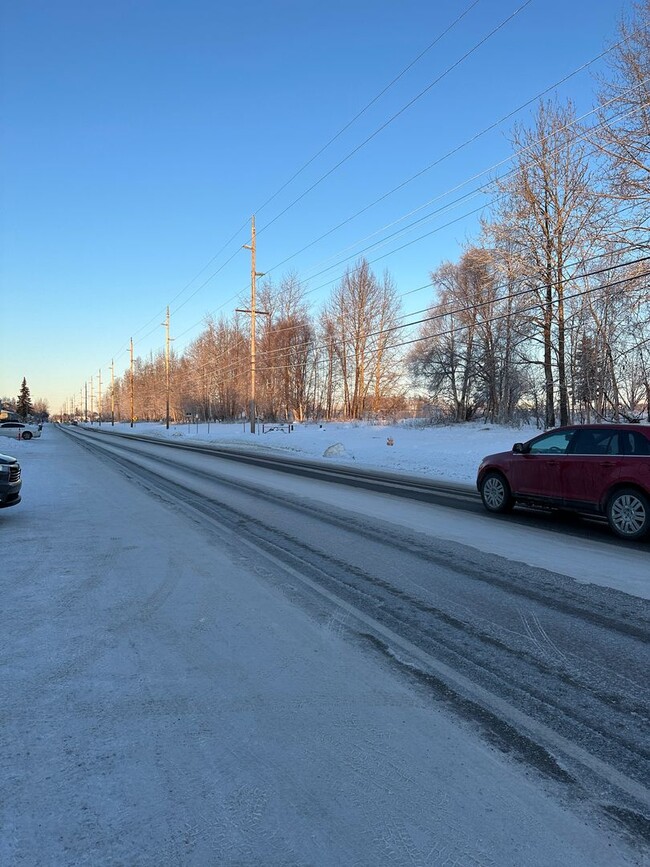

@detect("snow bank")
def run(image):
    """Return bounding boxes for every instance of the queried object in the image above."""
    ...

[98,419,538,484]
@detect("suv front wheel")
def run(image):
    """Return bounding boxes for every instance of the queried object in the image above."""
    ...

[479,471,515,514]
[606,488,650,540]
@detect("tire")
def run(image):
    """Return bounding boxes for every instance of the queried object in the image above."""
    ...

[480,471,515,514]
[21,431,33,440]
[606,488,650,540]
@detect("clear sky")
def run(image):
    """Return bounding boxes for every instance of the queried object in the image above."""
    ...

[1,0,632,413]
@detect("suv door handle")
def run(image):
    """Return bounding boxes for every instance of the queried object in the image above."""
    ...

[601,461,615,467]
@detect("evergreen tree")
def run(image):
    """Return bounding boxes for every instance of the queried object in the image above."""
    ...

[17,378,33,419]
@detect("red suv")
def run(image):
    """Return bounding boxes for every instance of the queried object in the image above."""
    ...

[477,424,650,540]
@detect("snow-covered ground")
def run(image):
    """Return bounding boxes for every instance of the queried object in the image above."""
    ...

[2,430,644,865]
[100,418,537,484]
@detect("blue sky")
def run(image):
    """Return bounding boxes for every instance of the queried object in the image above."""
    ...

[1,0,631,412]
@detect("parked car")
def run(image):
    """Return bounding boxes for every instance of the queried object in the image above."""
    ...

[0,421,42,440]
[477,424,650,540]
[0,452,21,508]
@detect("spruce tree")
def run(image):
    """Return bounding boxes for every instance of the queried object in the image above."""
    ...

[17,378,33,419]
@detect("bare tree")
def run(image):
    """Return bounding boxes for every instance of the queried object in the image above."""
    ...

[257,274,315,422]
[321,259,402,420]
[596,0,650,246]
[410,253,482,421]
[410,247,528,422]
[492,99,602,427]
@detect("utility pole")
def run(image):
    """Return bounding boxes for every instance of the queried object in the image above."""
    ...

[90,375,94,425]
[98,368,102,426]
[110,359,115,426]
[204,366,210,433]
[327,335,334,420]
[163,306,171,430]
[237,215,267,434]
[130,338,135,428]
[84,382,88,423]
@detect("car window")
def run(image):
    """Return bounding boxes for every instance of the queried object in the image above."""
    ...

[1,423,22,429]
[619,431,650,456]
[572,429,619,455]
[528,430,574,454]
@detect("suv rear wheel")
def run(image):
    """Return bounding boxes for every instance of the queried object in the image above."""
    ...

[606,488,650,540]
[480,472,514,513]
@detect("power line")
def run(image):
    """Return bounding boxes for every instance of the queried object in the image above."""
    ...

[104,38,628,368]
[177,35,628,339]
[287,93,650,292]
[255,269,650,376]
[101,2,486,362]
[154,34,626,353]
[98,39,640,380]
[256,0,536,238]
[173,83,649,354]
[252,0,484,219]
[261,41,627,278]
[383,270,650,356]
[172,253,650,382]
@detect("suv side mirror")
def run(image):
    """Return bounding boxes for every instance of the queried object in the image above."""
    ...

[512,442,526,454]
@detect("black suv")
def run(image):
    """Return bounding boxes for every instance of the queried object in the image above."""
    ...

[0,452,21,508]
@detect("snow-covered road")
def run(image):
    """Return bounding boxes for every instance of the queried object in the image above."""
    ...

[2,429,648,865]
[72,422,650,599]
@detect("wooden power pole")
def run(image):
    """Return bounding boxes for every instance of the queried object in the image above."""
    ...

[237,216,267,434]
[110,359,115,426]
[130,338,135,428]
[163,306,171,429]
[98,368,102,426]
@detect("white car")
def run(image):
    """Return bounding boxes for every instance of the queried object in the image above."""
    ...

[0,421,42,440]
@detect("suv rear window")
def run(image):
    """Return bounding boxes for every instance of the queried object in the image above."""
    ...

[571,429,619,455]
[618,430,650,455]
